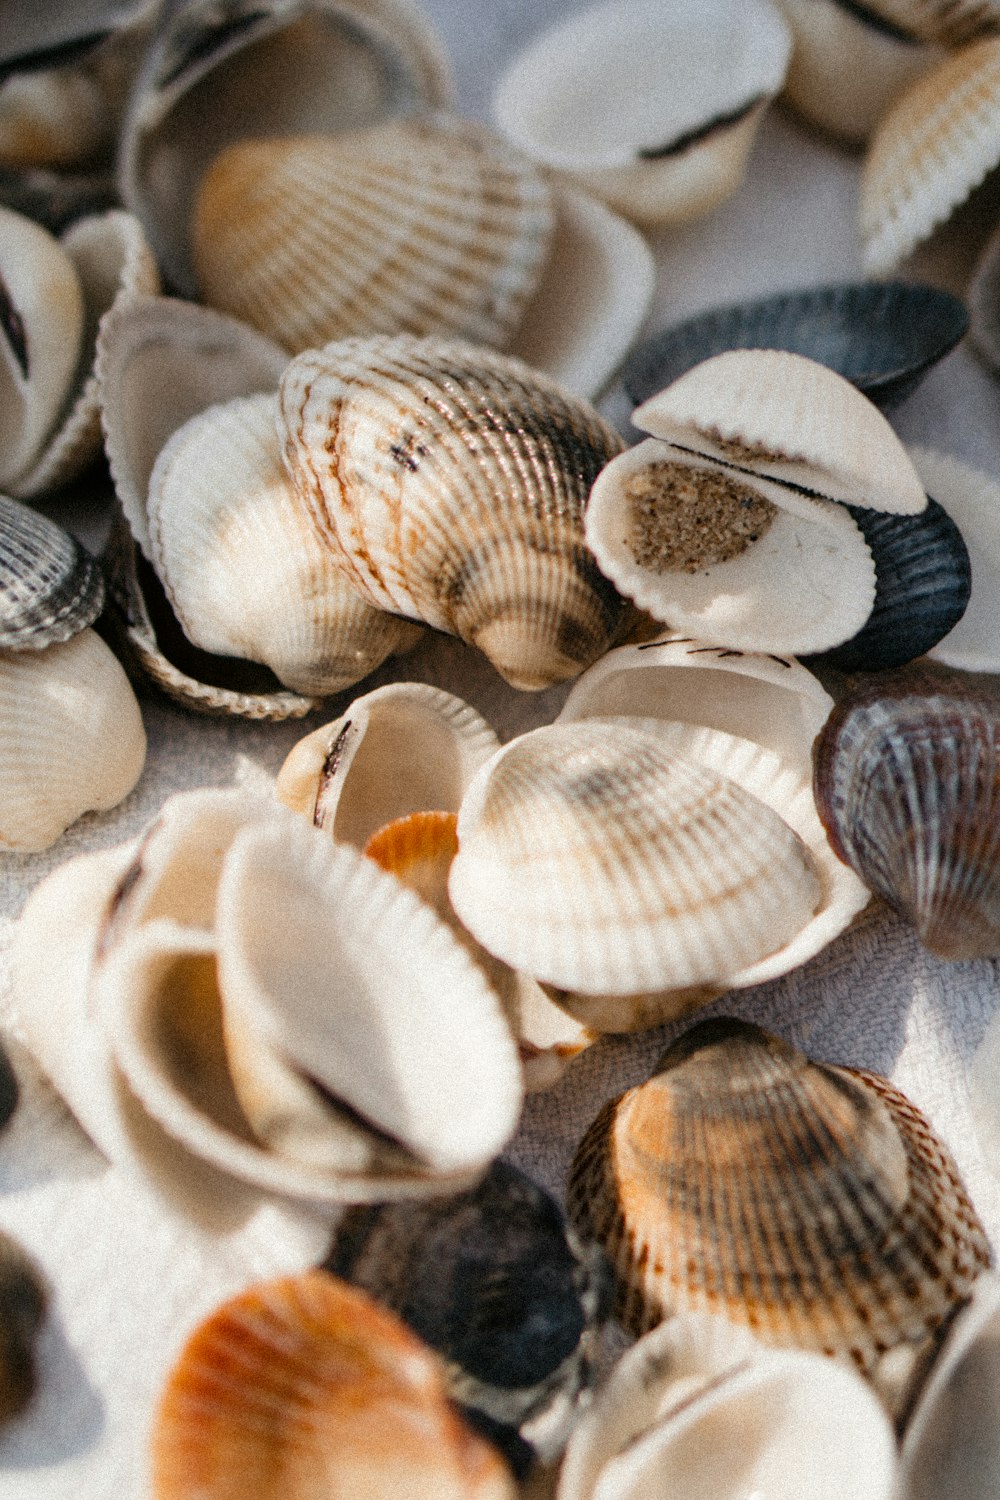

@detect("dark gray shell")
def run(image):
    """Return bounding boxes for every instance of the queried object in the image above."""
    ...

[0,1231,46,1428]
[813,668,1000,958]
[0,494,105,649]
[804,497,971,671]
[324,1158,611,1472]
[621,281,968,412]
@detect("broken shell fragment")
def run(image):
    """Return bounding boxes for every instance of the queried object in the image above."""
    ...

[151,1271,517,1500]
[492,0,791,226]
[0,493,104,650]
[567,1017,991,1422]
[278,334,628,689]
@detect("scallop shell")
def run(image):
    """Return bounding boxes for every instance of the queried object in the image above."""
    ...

[620,281,969,411]
[146,391,423,696]
[326,1159,610,1465]
[813,667,1000,959]
[448,719,822,999]
[557,1313,898,1500]
[910,446,1000,671]
[491,0,791,227]
[0,493,104,650]
[0,627,146,851]
[860,36,1000,274]
[151,1271,517,1500]
[278,334,628,690]
[567,1017,991,1421]
[118,0,455,294]
[191,115,553,355]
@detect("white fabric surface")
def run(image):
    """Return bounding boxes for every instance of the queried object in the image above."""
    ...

[3,1,1000,1494]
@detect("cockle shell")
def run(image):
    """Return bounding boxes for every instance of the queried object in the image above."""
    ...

[557,1313,898,1500]
[191,114,553,355]
[491,0,792,227]
[0,494,104,650]
[151,1271,517,1500]
[0,627,146,851]
[327,1159,610,1465]
[567,1017,991,1422]
[278,334,628,690]
[813,667,1000,959]
[146,391,422,696]
[860,36,1000,273]
[118,0,455,294]
[448,719,822,999]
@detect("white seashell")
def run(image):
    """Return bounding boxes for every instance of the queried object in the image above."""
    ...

[860,36,1000,274]
[190,114,554,355]
[448,719,822,997]
[507,183,655,400]
[0,628,146,852]
[146,392,422,696]
[0,204,84,492]
[492,0,792,227]
[118,0,455,294]
[278,334,628,689]
[558,1313,898,1500]
[910,445,1000,672]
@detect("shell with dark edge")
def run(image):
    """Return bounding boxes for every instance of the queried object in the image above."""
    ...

[0,493,104,650]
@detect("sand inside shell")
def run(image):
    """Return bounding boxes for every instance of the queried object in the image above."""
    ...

[624,459,778,573]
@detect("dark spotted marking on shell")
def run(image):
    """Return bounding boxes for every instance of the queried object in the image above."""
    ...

[314,720,353,830]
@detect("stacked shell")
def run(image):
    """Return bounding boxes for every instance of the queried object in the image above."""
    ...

[567,1017,991,1424]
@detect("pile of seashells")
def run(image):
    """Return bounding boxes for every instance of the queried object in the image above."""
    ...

[9,0,1000,1496]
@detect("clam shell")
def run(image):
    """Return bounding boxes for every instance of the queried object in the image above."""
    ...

[912,446,1000,671]
[620,281,969,412]
[567,1017,991,1421]
[860,36,1000,274]
[151,1271,517,1500]
[118,0,455,294]
[326,1159,610,1464]
[813,668,1000,959]
[0,493,104,649]
[0,627,146,851]
[491,0,791,227]
[278,334,628,690]
[803,497,971,671]
[557,1313,898,1500]
[146,391,423,696]
[191,115,553,355]
[448,719,822,998]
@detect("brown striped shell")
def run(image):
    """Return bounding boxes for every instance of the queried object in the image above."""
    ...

[277,334,628,690]
[567,1018,991,1421]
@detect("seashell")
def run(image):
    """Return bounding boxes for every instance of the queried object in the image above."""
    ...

[0,627,146,851]
[860,36,1000,274]
[620,280,969,412]
[278,334,628,690]
[909,446,1000,671]
[191,115,554,355]
[151,1270,518,1500]
[0,493,104,650]
[802,497,971,671]
[775,0,944,147]
[326,1159,611,1466]
[145,391,423,696]
[567,1016,992,1422]
[0,1231,47,1429]
[813,667,1000,959]
[448,719,822,1001]
[118,0,455,295]
[491,0,792,227]
[506,184,655,401]
[858,0,1000,45]
[557,1312,898,1500]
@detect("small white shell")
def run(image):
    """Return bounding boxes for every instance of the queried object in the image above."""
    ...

[0,628,146,852]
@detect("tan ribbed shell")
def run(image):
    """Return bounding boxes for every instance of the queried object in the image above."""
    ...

[567,1019,990,1416]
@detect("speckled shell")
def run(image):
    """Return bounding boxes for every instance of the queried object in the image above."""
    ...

[813,669,1000,959]
[448,720,822,997]
[567,1018,991,1421]
[0,494,104,650]
[151,1271,517,1500]
[860,37,1000,273]
[278,335,628,690]
[191,115,553,355]
[327,1159,610,1465]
